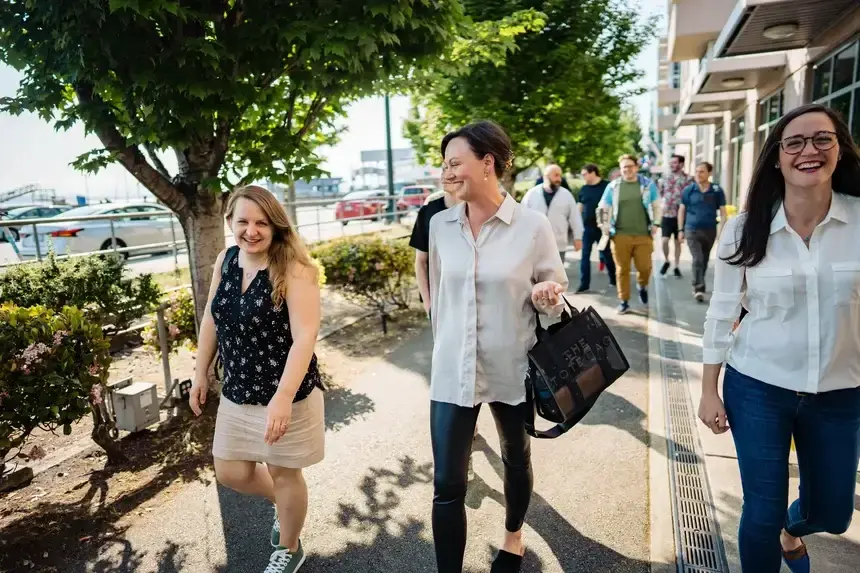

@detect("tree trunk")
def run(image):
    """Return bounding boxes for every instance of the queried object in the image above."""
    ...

[286,181,298,227]
[90,398,127,466]
[184,206,226,324]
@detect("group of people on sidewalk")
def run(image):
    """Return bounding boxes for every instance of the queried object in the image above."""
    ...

[180,103,859,573]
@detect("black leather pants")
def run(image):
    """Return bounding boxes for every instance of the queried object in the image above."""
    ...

[430,400,533,573]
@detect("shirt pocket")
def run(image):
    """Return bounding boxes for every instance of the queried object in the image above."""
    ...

[833,262,860,306]
[747,267,794,310]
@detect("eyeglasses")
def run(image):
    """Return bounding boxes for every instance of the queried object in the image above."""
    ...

[779,131,838,155]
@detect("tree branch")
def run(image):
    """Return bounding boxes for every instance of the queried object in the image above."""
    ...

[75,84,189,215]
[296,92,327,140]
[144,143,172,180]
[282,89,299,132]
[208,117,231,178]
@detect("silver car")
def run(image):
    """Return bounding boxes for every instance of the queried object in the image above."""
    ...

[17,203,185,259]
[0,205,72,242]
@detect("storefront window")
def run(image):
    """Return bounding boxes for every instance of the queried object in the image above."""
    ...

[813,59,832,101]
[713,126,723,186]
[730,117,745,207]
[832,43,857,94]
[853,91,860,143]
[813,39,860,138]
[757,89,784,155]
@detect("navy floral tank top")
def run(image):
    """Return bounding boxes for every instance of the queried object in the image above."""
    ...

[212,246,322,405]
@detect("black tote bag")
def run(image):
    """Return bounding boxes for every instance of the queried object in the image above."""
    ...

[525,297,630,439]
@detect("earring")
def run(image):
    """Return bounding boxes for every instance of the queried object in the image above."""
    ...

[484,169,489,181]
[775,162,780,169]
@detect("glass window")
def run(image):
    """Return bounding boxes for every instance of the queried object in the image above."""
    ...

[831,91,852,123]
[813,58,833,100]
[852,90,860,143]
[833,43,858,93]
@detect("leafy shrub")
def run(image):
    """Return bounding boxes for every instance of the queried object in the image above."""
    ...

[311,236,414,314]
[0,304,116,475]
[0,252,162,334]
[143,289,198,353]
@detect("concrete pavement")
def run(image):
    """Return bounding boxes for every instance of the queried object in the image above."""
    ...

[658,258,860,573]
[18,242,860,572]
[67,254,653,573]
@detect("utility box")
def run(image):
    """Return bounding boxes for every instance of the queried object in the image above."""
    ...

[111,381,159,432]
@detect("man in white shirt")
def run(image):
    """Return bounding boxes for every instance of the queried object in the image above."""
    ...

[521,164,583,263]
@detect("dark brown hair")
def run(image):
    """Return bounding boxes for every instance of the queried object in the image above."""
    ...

[725,103,860,268]
[441,121,514,178]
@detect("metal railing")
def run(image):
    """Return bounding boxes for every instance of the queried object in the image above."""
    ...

[0,194,419,271]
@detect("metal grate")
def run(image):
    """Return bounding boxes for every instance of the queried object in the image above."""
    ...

[656,281,730,573]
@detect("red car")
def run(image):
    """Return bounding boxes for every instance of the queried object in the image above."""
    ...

[334,190,388,225]
[396,185,435,211]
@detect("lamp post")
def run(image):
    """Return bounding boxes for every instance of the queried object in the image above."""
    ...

[384,94,397,223]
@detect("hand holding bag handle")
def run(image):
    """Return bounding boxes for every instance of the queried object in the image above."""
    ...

[526,295,587,439]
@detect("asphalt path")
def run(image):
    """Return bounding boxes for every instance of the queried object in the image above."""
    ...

[71,259,653,573]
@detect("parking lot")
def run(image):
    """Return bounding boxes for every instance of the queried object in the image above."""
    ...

[0,203,416,276]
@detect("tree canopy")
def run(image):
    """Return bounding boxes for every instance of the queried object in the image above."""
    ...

[0,0,465,318]
[404,0,655,185]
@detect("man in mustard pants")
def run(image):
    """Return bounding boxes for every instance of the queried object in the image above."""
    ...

[597,154,661,314]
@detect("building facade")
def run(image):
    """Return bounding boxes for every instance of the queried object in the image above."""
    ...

[657,0,860,207]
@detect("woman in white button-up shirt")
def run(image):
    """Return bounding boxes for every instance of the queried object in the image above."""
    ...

[698,104,860,573]
[428,121,568,573]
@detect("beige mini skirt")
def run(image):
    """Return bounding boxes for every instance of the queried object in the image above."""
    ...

[212,388,325,468]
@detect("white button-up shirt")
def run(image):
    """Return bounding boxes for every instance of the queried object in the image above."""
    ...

[429,193,569,407]
[703,192,860,393]
[521,184,584,251]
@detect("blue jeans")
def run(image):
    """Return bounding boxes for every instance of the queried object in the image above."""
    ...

[579,226,615,290]
[723,365,860,572]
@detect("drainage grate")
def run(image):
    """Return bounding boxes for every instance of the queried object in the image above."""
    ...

[656,280,730,573]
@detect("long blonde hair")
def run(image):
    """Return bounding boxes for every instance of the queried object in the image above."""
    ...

[225,185,316,308]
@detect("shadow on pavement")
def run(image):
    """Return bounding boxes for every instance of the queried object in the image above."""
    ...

[321,378,376,432]
[0,413,216,573]
[217,456,488,572]
[469,433,650,572]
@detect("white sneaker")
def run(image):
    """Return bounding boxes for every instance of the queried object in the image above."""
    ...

[264,541,306,573]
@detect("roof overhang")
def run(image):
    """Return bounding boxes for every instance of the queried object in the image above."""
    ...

[714,0,859,58]
[675,111,726,129]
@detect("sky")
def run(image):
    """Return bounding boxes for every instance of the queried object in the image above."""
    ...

[0,0,662,201]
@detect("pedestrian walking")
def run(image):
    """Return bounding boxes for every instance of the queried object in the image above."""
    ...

[521,164,584,265]
[597,154,661,314]
[429,121,568,573]
[575,163,616,293]
[411,189,461,318]
[189,185,325,573]
[658,154,693,278]
[698,103,860,573]
[678,161,727,302]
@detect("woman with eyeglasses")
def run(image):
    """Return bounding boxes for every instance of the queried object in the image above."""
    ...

[698,103,860,572]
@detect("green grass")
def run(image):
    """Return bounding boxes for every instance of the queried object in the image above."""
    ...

[150,267,191,291]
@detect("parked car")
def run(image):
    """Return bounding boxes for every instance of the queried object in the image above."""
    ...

[395,185,435,212]
[334,190,388,225]
[17,203,184,259]
[0,205,72,242]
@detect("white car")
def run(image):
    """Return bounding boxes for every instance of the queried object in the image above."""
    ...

[17,203,185,259]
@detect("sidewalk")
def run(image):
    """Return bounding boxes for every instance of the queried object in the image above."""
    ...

[58,255,654,573]
[642,249,860,573]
